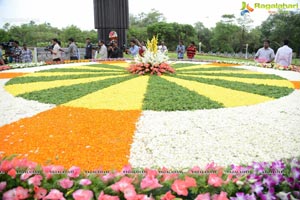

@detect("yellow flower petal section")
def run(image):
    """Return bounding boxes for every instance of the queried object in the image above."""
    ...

[5,74,129,96]
[162,76,273,107]
[183,74,294,88]
[63,66,123,71]
[176,64,218,71]
[64,76,149,110]
[178,70,264,75]
[107,62,130,68]
[23,71,124,77]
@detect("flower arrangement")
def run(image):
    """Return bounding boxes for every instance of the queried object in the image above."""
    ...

[7,62,46,69]
[212,60,300,73]
[127,36,175,76]
[0,65,11,71]
[0,156,299,200]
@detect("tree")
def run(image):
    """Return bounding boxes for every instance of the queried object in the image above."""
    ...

[221,14,236,24]
[236,15,254,52]
[210,22,241,53]
[147,22,196,50]
[194,21,212,52]
[130,9,166,27]
[128,9,166,45]
[260,11,300,56]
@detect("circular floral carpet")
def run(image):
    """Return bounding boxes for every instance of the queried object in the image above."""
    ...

[0,61,299,170]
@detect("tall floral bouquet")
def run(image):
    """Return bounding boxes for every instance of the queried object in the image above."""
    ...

[127,36,175,76]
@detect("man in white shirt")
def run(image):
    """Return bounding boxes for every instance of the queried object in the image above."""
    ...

[275,39,293,67]
[97,40,108,59]
[255,40,275,63]
[158,41,168,53]
[50,38,62,61]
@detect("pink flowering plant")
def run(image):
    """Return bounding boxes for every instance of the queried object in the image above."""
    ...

[127,36,175,76]
[0,155,300,199]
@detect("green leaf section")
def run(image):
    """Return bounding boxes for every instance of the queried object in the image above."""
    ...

[6,73,127,85]
[142,76,223,111]
[177,72,285,80]
[174,75,294,98]
[18,75,135,104]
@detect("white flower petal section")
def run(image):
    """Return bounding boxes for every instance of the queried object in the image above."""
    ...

[0,79,55,127]
[130,90,300,169]
[236,65,300,81]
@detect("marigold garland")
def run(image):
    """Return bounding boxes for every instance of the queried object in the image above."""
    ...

[0,106,141,170]
[0,73,29,79]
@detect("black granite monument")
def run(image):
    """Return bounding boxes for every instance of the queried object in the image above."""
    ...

[93,0,129,49]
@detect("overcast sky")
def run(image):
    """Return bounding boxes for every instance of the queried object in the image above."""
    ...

[0,0,299,30]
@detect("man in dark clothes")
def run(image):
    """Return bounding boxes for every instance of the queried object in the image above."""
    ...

[108,41,123,58]
[85,38,93,59]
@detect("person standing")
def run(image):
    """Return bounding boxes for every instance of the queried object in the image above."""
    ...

[85,38,93,59]
[66,38,78,60]
[0,44,5,65]
[97,40,108,59]
[21,44,33,63]
[275,39,293,67]
[108,41,122,58]
[255,40,275,63]
[186,42,197,59]
[12,41,22,63]
[126,39,139,57]
[158,41,168,53]
[176,41,185,59]
[49,38,62,62]
[138,41,147,57]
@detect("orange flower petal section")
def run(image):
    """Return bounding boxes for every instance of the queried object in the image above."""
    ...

[0,73,29,79]
[0,106,141,170]
[291,81,300,89]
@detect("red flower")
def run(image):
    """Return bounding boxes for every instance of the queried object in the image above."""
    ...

[34,186,47,199]
[7,168,16,178]
[68,166,81,178]
[44,189,65,200]
[3,186,29,200]
[195,193,210,200]
[59,178,74,189]
[171,179,188,196]
[171,176,197,196]
[160,191,176,200]
[111,177,134,192]
[208,174,223,187]
[0,160,13,172]
[98,191,120,200]
[28,175,43,186]
[211,191,229,200]
[72,189,94,200]
[140,175,162,190]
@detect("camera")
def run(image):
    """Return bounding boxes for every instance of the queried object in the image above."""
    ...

[122,44,130,53]
[0,41,13,51]
[44,45,54,51]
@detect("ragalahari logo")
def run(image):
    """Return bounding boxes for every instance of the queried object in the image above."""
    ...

[241,2,255,16]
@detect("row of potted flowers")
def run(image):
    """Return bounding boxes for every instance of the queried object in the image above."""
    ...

[0,156,299,199]
[1,59,299,73]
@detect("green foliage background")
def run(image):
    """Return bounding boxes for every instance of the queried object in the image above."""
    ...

[1,9,299,56]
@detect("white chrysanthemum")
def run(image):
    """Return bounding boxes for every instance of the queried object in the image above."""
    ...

[134,49,169,65]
